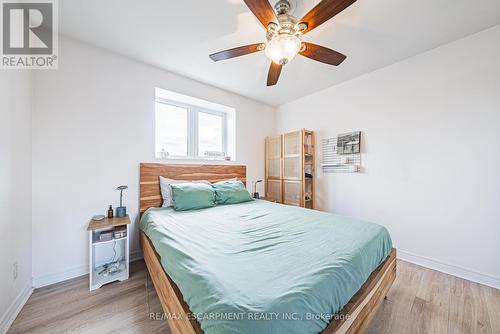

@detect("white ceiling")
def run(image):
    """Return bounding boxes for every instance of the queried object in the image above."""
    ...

[59,0,500,106]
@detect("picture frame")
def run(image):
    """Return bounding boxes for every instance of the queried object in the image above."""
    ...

[337,131,361,154]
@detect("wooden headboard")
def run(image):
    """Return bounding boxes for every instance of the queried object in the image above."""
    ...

[139,163,247,213]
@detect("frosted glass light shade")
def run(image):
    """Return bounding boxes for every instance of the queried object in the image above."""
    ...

[265,34,301,65]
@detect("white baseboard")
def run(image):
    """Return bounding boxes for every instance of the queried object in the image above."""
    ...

[0,284,33,334]
[33,250,144,289]
[398,249,500,289]
[30,248,498,298]
[32,264,88,288]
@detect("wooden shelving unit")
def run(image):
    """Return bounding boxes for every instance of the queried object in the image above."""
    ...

[265,129,315,208]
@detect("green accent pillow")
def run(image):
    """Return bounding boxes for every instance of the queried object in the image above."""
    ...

[213,180,253,205]
[170,182,216,211]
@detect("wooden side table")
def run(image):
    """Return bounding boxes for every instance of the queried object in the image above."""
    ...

[87,215,131,290]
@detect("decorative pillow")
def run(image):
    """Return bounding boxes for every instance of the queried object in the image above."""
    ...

[170,182,216,211]
[212,180,253,205]
[159,176,210,207]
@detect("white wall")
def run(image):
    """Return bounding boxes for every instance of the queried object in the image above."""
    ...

[276,25,500,288]
[31,37,276,286]
[0,72,33,332]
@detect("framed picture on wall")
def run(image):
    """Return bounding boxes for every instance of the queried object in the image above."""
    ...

[337,131,361,154]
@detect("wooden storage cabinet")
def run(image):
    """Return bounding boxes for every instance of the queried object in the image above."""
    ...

[265,129,315,208]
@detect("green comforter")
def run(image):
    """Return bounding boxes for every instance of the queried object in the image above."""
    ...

[140,200,392,334]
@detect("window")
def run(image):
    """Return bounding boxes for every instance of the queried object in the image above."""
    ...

[155,88,235,160]
[197,110,226,158]
[155,103,188,157]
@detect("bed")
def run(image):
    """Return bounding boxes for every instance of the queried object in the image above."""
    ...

[139,163,396,334]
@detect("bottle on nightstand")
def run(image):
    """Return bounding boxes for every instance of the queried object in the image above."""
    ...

[107,205,114,218]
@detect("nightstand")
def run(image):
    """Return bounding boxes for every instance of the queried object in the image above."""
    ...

[259,197,278,203]
[87,215,131,291]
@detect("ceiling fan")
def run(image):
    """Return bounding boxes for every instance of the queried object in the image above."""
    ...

[209,0,356,86]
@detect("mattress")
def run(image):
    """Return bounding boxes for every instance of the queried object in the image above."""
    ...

[139,200,392,334]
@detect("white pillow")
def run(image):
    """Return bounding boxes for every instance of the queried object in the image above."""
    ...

[159,176,210,207]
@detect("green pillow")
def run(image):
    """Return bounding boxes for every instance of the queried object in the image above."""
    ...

[213,180,253,205]
[170,182,216,211]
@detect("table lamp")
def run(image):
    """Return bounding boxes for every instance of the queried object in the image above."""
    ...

[252,180,263,199]
[116,185,128,217]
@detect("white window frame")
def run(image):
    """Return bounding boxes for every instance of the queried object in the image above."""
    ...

[155,96,228,160]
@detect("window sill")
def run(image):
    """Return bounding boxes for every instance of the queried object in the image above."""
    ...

[155,157,238,163]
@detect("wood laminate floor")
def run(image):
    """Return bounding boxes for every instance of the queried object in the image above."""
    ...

[8,260,500,334]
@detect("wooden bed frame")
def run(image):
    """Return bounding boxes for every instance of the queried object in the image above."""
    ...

[139,163,396,334]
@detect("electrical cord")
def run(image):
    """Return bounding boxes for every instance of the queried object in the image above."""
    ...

[111,240,117,263]
[98,240,122,277]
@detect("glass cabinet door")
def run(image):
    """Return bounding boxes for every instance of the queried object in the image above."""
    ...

[266,135,282,179]
[283,180,301,206]
[283,131,302,180]
[266,179,282,203]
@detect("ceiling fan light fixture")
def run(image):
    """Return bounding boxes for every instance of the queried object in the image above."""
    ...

[210,0,355,86]
[265,34,301,65]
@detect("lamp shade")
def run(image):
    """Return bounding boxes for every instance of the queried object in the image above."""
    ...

[265,34,301,65]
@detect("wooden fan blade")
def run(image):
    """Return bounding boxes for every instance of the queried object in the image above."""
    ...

[243,0,278,28]
[267,62,282,86]
[300,0,356,34]
[299,42,347,66]
[209,43,265,62]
